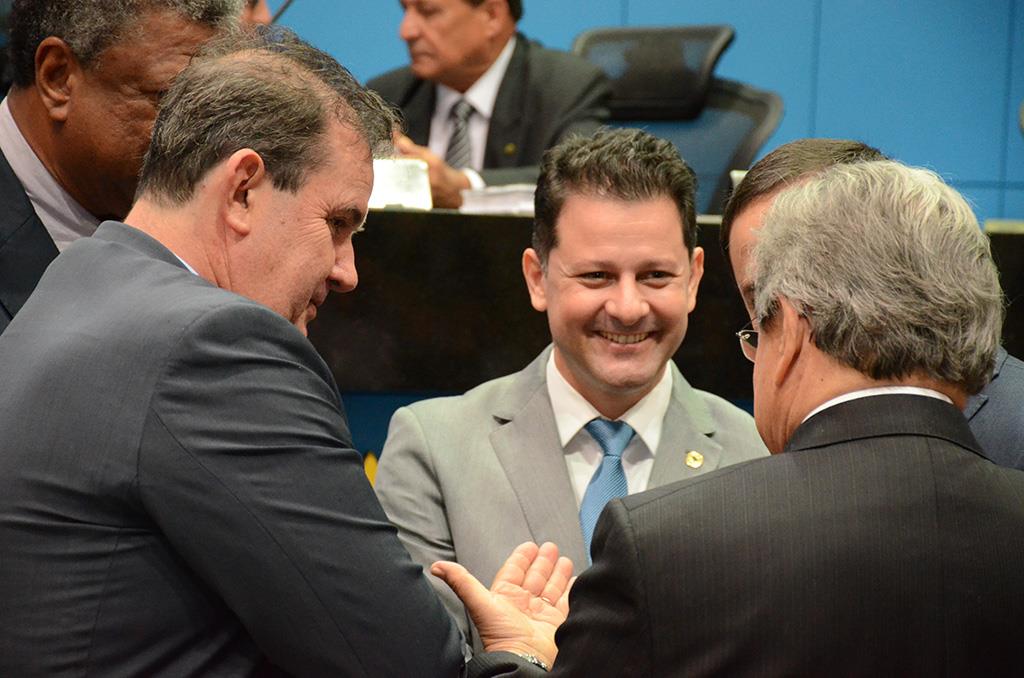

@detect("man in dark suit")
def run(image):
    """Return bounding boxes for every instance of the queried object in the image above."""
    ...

[433,158,1024,676]
[0,29,463,676]
[367,0,610,207]
[722,138,1024,470]
[0,0,238,335]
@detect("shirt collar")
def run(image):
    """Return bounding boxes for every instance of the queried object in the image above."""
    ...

[435,36,516,123]
[0,97,100,251]
[546,349,674,454]
[803,386,953,424]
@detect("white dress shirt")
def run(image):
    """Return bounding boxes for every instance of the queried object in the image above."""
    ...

[0,97,100,251]
[803,385,953,424]
[546,351,674,507]
[429,37,516,187]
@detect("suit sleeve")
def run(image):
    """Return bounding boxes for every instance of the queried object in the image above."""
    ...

[138,303,463,677]
[376,406,475,640]
[467,499,651,677]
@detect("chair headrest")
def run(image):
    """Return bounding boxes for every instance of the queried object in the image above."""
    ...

[572,25,735,121]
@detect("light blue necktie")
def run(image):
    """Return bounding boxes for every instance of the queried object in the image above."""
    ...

[579,418,635,563]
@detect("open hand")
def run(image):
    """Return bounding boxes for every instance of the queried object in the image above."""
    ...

[432,541,574,667]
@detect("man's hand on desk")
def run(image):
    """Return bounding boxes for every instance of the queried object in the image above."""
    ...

[431,541,575,668]
[395,134,472,208]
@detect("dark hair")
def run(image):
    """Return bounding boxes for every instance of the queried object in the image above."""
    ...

[533,128,697,264]
[720,138,885,253]
[467,0,522,21]
[7,0,241,87]
[137,26,397,204]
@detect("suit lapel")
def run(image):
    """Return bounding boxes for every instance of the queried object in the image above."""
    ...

[489,349,589,567]
[649,364,724,487]
[484,35,528,169]
[0,151,58,321]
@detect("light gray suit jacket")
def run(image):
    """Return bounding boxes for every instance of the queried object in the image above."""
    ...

[375,347,768,644]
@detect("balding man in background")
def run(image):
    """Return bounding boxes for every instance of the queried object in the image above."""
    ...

[368,0,610,207]
[0,28,463,676]
[0,0,240,334]
[722,138,1024,470]
[437,159,1024,676]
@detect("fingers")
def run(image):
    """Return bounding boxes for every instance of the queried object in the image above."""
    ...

[431,560,490,616]
[557,574,576,615]
[491,541,540,589]
[539,556,574,609]
[521,541,560,597]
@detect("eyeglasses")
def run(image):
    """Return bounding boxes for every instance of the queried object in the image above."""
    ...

[736,322,758,363]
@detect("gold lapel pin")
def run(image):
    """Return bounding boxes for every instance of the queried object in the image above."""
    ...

[685,450,704,469]
[503,142,517,156]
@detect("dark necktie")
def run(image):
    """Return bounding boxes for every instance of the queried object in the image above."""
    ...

[444,98,473,169]
[579,418,635,562]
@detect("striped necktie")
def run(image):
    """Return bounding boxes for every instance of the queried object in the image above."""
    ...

[579,418,635,562]
[444,98,474,169]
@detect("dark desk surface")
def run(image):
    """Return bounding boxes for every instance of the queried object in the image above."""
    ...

[308,209,754,402]
[308,209,1024,452]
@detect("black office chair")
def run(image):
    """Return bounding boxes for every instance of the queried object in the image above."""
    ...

[573,26,783,214]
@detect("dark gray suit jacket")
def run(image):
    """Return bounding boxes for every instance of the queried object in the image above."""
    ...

[0,146,58,335]
[470,394,1024,676]
[367,34,610,185]
[965,346,1024,469]
[0,222,463,676]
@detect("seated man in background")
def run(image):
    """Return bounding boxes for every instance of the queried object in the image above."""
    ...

[722,138,1024,469]
[368,0,610,207]
[0,29,463,676]
[376,128,767,647]
[0,0,240,334]
[438,159,1024,676]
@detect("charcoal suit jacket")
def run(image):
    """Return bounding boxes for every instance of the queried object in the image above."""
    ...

[0,222,463,676]
[367,34,610,186]
[469,394,1024,677]
[0,146,57,334]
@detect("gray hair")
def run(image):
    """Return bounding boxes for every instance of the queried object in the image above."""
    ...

[136,26,397,204]
[752,160,1003,394]
[7,0,243,87]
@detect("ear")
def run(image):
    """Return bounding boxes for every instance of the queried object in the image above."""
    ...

[481,0,509,36]
[221,149,268,238]
[522,248,548,312]
[771,296,809,388]
[684,246,705,314]
[34,37,79,123]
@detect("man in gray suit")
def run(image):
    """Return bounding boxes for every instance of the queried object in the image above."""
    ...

[721,138,1024,469]
[438,159,1024,677]
[375,128,767,647]
[0,29,463,676]
[367,0,610,207]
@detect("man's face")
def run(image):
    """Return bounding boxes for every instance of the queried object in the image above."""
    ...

[524,193,704,416]
[728,192,785,451]
[398,0,496,89]
[245,121,373,336]
[59,9,216,219]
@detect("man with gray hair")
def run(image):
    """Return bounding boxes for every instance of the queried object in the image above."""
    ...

[0,29,463,675]
[722,138,1024,469]
[435,159,1024,676]
[0,0,241,335]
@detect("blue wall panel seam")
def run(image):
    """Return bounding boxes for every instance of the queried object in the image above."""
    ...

[808,0,824,136]
[621,0,629,26]
[997,0,1019,217]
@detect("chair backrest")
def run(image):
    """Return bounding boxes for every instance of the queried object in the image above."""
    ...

[572,26,783,214]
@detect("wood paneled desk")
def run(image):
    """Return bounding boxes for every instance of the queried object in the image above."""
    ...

[308,209,1024,453]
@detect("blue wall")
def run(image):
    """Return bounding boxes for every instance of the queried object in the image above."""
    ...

[270,0,1024,222]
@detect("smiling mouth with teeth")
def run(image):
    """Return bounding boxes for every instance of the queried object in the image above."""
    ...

[597,331,651,345]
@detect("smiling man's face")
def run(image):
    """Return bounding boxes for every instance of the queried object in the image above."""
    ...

[523,192,704,418]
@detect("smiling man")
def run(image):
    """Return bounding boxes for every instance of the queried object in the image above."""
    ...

[375,128,766,648]
[367,0,610,207]
[0,29,464,676]
[0,0,242,335]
